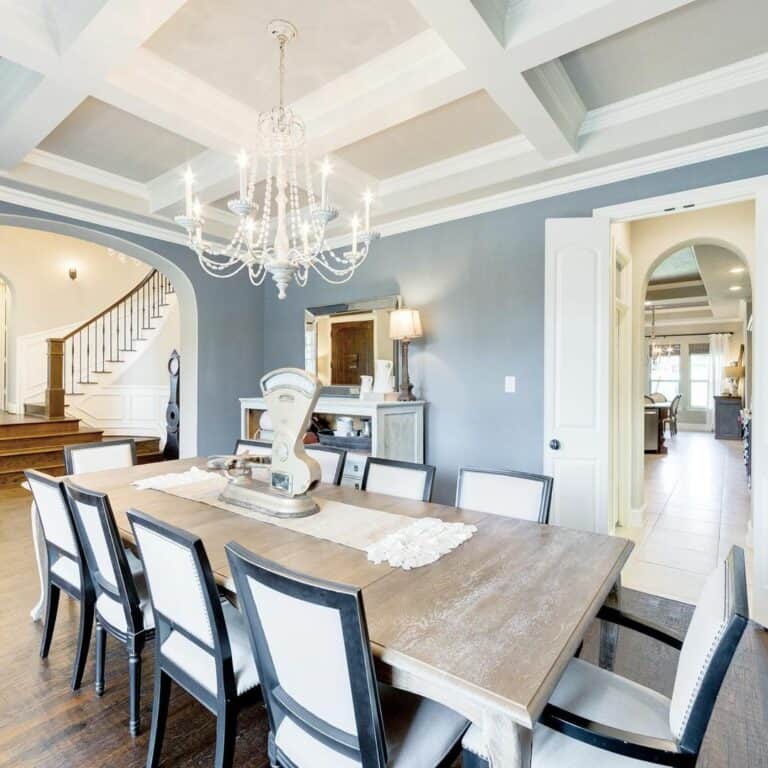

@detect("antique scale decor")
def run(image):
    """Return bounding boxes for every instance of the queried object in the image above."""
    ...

[175,20,378,299]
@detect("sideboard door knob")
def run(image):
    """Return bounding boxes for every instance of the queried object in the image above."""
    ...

[549,439,561,450]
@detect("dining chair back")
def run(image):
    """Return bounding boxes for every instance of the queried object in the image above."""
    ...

[361,457,436,502]
[234,438,272,456]
[128,510,259,767]
[64,438,136,475]
[65,482,154,734]
[25,469,94,690]
[226,542,388,767]
[305,444,347,485]
[669,546,748,754]
[456,467,553,523]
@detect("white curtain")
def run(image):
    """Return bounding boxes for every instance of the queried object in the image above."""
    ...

[707,333,730,431]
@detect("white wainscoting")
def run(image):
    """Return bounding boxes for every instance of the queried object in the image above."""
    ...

[65,384,168,438]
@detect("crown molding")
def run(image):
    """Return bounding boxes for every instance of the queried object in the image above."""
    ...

[329,124,768,248]
[0,180,188,245]
[24,149,149,199]
[581,52,768,136]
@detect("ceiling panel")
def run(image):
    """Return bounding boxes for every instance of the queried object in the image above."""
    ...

[649,248,701,284]
[38,98,205,181]
[560,0,768,109]
[335,91,519,178]
[144,0,428,110]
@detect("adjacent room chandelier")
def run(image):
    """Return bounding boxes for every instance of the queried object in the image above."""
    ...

[648,305,674,363]
[174,19,378,299]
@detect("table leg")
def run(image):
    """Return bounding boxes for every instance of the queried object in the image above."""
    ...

[30,501,47,622]
[599,576,621,671]
[480,710,532,768]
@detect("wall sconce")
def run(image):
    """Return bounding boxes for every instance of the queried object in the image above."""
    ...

[68,266,78,281]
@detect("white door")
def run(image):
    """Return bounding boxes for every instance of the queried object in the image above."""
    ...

[544,218,612,532]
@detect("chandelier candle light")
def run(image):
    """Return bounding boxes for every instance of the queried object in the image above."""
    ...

[175,20,378,299]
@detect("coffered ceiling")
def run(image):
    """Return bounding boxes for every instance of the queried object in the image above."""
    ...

[1,0,768,243]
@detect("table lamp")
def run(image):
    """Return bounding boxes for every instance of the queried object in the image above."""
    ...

[390,308,423,401]
[723,364,745,396]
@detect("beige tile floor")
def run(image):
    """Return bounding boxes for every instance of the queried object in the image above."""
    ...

[616,430,752,605]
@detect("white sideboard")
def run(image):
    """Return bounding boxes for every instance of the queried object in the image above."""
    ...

[239,396,425,487]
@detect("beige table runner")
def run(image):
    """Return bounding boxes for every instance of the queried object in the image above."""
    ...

[134,469,476,568]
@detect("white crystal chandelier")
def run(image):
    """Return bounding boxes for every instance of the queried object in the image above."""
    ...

[174,19,378,299]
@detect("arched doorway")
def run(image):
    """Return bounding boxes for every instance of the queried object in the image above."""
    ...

[0,215,198,456]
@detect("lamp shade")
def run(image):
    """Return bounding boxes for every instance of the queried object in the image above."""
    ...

[389,308,423,340]
[724,364,745,380]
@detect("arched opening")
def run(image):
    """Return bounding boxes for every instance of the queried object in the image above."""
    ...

[0,216,198,456]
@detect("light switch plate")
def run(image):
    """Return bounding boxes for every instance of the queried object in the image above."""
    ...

[505,375,516,393]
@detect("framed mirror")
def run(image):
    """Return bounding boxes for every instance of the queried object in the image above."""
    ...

[304,295,402,396]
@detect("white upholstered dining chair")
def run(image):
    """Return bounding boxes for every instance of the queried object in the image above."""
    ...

[127,510,260,768]
[64,438,137,475]
[305,444,347,485]
[226,542,469,768]
[462,547,749,768]
[361,457,436,502]
[65,481,154,735]
[455,467,553,523]
[25,469,94,691]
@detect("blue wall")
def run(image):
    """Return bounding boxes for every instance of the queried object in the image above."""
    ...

[262,147,768,503]
[0,200,264,456]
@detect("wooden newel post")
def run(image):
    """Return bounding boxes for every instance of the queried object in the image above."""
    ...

[45,338,65,418]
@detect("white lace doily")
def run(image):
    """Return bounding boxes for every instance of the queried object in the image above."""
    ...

[366,517,477,569]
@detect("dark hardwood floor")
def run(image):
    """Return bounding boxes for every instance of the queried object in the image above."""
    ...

[1,486,766,767]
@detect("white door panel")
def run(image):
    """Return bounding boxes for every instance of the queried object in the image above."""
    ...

[544,218,611,533]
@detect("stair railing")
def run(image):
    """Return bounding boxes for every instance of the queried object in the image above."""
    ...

[43,269,174,418]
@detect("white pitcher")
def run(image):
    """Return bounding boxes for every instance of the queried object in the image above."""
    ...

[373,359,394,393]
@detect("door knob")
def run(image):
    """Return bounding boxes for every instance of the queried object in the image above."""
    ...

[549,439,561,450]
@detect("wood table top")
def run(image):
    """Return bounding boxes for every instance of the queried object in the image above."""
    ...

[66,458,632,728]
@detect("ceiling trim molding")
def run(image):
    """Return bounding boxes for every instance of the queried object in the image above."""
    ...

[3,122,768,256]
[581,52,768,136]
[24,149,149,199]
[0,181,189,245]
[329,123,768,247]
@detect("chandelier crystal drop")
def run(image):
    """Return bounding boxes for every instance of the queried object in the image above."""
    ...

[174,19,378,299]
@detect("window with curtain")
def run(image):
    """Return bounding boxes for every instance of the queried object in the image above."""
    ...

[650,344,681,401]
[689,342,711,409]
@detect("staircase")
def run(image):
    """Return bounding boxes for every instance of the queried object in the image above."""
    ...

[0,414,162,486]
[11,268,175,482]
[25,268,175,418]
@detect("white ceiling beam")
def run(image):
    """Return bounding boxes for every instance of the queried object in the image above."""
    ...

[407,0,580,159]
[140,30,472,211]
[505,0,699,70]
[0,0,190,170]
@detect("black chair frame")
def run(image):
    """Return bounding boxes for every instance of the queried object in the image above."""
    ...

[63,437,137,475]
[305,444,347,486]
[127,510,260,768]
[227,543,465,768]
[361,457,436,502]
[455,467,554,524]
[65,481,154,735]
[26,469,95,691]
[538,547,748,767]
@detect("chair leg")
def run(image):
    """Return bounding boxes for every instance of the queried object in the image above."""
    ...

[95,622,106,696]
[39,582,60,659]
[146,669,171,768]
[71,594,94,690]
[128,649,142,736]
[214,702,238,768]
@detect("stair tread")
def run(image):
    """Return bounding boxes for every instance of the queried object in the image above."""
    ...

[0,427,102,443]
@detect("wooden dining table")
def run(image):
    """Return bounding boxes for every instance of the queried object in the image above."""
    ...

[33,458,632,767]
